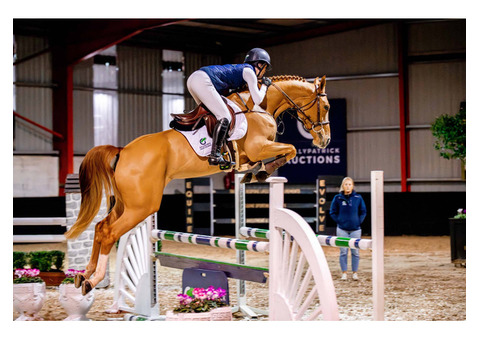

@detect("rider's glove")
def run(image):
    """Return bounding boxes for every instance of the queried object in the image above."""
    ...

[262,77,272,87]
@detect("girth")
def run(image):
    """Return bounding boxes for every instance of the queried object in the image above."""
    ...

[170,98,238,137]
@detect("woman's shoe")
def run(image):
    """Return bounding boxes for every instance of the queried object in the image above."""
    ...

[341,273,347,280]
[352,273,358,280]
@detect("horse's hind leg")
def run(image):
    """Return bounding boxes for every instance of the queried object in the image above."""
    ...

[80,208,154,295]
[74,237,101,288]
[74,203,123,290]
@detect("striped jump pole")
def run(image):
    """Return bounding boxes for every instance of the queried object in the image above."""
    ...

[240,227,373,250]
[151,229,269,253]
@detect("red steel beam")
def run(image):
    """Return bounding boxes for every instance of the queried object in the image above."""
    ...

[397,23,411,192]
[62,19,187,65]
[13,111,64,139]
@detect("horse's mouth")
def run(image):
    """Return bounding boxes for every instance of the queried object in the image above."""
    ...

[312,135,331,149]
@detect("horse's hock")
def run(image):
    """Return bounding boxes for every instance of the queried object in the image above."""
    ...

[65,174,110,288]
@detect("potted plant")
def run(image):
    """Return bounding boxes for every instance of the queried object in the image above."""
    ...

[166,286,231,321]
[30,250,66,286]
[13,268,46,321]
[431,105,466,175]
[13,251,66,286]
[58,269,95,321]
[449,208,466,267]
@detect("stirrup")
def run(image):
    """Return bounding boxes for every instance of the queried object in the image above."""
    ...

[208,154,227,166]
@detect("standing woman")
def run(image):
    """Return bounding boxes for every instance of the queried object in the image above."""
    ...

[329,177,367,280]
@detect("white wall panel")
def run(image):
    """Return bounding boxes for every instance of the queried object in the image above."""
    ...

[409,20,466,55]
[73,59,94,153]
[118,94,162,146]
[117,45,162,92]
[14,87,53,152]
[13,156,58,197]
[14,35,53,152]
[14,35,51,83]
[409,129,463,180]
[117,45,163,145]
[267,23,397,77]
[409,61,466,125]
[73,91,94,153]
[327,77,399,128]
[347,130,401,183]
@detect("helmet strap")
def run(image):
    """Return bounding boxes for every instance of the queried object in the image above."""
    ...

[255,62,267,77]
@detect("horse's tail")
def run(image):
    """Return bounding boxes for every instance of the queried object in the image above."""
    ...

[64,145,123,240]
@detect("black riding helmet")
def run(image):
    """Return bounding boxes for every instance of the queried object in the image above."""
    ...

[245,48,272,71]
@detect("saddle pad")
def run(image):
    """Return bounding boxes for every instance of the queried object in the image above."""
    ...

[177,112,247,157]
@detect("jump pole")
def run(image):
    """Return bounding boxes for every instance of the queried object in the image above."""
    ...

[371,170,385,321]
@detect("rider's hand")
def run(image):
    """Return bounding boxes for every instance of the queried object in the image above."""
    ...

[262,77,272,87]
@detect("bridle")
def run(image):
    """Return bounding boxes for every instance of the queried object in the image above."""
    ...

[270,82,329,134]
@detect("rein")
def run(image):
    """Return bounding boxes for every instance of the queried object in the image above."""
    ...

[270,82,329,133]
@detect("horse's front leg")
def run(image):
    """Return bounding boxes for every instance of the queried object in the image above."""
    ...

[243,141,297,183]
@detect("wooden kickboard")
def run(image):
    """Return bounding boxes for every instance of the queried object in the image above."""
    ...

[155,252,268,283]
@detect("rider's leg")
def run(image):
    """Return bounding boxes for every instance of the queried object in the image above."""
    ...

[187,71,232,165]
[209,118,229,165]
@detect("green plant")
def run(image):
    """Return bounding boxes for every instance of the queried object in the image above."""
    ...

[431,108,466,164]
[27,251,65,272]
[454,208,466,219]
[13,252,28,270]
[50,251,65,271]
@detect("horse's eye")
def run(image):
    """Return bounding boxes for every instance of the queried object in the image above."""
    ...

[324,106,330,111]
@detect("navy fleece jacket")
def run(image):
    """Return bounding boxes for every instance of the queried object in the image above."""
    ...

[329,190,367,231]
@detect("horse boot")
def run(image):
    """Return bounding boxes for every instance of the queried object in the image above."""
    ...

[208,118,230,166]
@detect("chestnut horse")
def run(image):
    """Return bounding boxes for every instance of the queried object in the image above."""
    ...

[65,75,331,295]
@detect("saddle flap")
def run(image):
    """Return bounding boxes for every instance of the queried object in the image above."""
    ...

[171,104,209,126]
[170,98,237,138]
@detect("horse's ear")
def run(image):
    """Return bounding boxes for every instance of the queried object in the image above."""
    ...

[320,75,326,93]
[314,76,327,93]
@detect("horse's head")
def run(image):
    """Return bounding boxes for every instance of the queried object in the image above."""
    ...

[296,76,331,148]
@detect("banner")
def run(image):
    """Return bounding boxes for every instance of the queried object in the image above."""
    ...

[277,98,347,184]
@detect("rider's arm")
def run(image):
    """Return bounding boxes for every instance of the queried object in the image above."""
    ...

[243,67,267,105]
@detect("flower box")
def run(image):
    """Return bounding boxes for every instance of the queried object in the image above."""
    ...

[39,271,66,286]
[58,283,95,321]
[449,218,466,266]
[13,282,46,321]
[166,306,232,321]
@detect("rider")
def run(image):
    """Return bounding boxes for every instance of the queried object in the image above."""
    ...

[186,47,272,166]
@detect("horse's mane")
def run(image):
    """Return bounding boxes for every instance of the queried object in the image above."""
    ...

[235,75,307,94]
[270,75,307,83]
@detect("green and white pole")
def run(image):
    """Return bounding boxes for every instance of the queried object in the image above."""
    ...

[240,227,372,250]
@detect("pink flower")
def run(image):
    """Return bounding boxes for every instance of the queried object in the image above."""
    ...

[14,268,40,278]
[64,269,85,278]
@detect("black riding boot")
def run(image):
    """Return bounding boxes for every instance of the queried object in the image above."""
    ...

[209,118,229,166]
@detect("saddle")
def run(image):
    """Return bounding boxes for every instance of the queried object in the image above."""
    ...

[170,98,238,138]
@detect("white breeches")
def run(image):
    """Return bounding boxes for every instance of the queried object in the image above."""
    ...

[186,70,232,122]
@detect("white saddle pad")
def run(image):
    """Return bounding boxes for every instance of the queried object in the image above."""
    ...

[176,99,248,157]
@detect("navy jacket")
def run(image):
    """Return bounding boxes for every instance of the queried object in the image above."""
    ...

[200,63,254,95]
[329,190,367,231]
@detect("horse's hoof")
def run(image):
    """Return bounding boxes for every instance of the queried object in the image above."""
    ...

[74,274,85,288]
[240,172,253,184]
[255,171,269,183]
[82,280,93,295]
